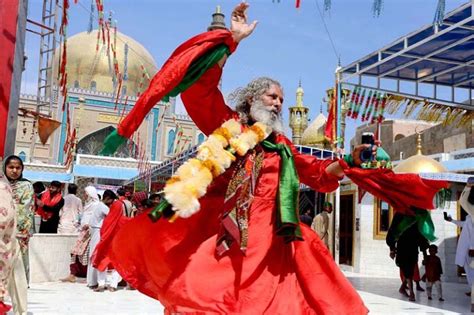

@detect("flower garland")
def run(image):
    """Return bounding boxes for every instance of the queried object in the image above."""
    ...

[164,119,272,218]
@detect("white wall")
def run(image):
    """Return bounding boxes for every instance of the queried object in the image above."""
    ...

[356,193,399,278]
[29,234,77,283]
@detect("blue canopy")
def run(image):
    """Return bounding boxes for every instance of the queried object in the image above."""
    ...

[340,2,473,110]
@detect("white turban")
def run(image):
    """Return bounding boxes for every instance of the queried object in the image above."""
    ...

[85,185,99,201]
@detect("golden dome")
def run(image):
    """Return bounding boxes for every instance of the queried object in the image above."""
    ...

[393,133,447,174]
[301,113,327,146]
[393,155,447,174]
[52,30,157,96]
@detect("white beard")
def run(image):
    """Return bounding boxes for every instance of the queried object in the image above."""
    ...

[249,100,284,134]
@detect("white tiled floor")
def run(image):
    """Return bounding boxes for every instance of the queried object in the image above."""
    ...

[11,281,164,315]
[347,272,471,315]
[9,273,472,314]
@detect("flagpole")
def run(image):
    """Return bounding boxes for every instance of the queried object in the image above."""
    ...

[335,65,342,152]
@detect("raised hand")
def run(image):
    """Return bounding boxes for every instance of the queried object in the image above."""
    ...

[230,2,258,43]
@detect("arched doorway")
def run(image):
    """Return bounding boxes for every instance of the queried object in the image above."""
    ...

[76,126,138,157]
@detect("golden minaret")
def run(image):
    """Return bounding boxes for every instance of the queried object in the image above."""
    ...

[289,80,309,144]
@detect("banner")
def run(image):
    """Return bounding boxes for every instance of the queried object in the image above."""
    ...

[0,1,20,157]
[38,116,61,145]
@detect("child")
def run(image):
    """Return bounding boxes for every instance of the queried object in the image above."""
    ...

[423,244,444,301]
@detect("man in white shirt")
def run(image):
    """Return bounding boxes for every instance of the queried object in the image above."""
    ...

[86,190,112,289]
[447,180,474,310]
[58,184,83,234]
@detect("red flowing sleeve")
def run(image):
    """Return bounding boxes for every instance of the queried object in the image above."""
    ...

[92,200,131,271]
[181,64,237,135]
[276,134,341,193]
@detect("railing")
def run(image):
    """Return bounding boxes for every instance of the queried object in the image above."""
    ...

[24,162,69,173]
[76,154,161,169]
[124,144,336,185]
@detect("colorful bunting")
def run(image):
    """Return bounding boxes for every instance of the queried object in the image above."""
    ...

[352,89,366,119]
[87,0,94,33]
[123,43,129,81]
[343,85,473,128]
[372,0,383,17]
[324,0,331,12]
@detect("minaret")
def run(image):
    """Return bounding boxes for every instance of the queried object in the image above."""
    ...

[207,6,227,90]
[208,6,227,31]
[289,81,309,145]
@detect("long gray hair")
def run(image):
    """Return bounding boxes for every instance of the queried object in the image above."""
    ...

[228,77,282,124]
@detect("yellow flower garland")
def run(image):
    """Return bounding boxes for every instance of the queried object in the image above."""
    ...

[164,119,272,218]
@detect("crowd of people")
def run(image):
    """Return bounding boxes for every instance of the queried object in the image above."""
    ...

[1,150,473,313]
[0,154,162,313]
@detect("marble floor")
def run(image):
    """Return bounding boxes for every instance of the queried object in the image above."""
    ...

[347,272,471,315]
[8,272,472,314]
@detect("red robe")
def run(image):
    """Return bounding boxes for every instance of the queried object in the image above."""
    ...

[110,64,368,314]
[92,200,130,272]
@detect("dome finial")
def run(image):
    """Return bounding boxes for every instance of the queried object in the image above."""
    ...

[415,127,423,155]
[208,5,226,31]
[296,80,304,107]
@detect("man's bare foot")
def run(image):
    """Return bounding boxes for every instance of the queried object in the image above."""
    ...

[93,286,105,292]
[60,274,76,283]
[399,287,409,297]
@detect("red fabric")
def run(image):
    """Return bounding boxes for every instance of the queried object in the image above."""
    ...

[400,265,421,282]
[117,30,237,139]
[110,62,367,314]
[36,191,63,221]
[423,255,442,282]
[132,191,147,206]
[0,1,19,156]
[0,301,12,313]
[92,200,130,272]
[324,86,337,142]
[339,160,448,214]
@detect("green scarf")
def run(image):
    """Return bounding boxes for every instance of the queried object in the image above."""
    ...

[261,140,302,242]
[391,208,436,242]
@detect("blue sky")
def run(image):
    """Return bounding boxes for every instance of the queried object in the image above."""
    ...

[22,0,468,148]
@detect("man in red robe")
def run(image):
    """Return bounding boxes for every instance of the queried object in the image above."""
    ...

[109,4,372,314]
[109,3,445,314]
